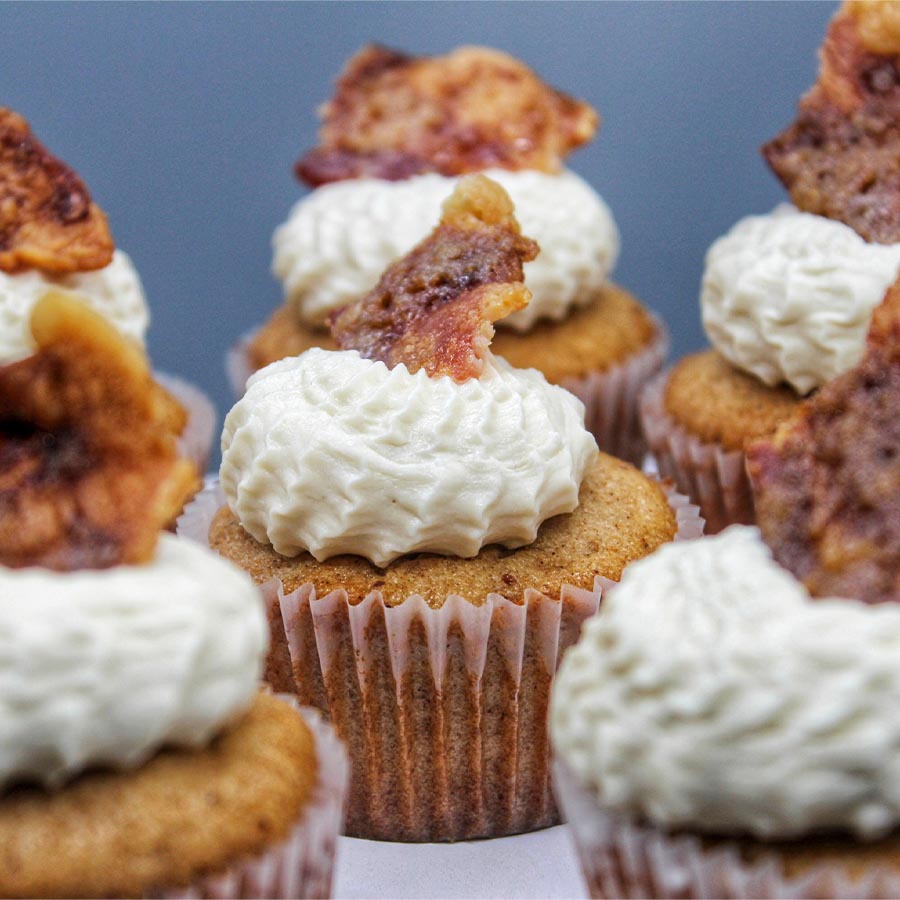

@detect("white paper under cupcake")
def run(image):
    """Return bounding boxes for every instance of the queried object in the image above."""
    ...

[553,758,900,900]
[178,481,701,843]
[153,700,347,900]
[640,369,753,534]
[155,371,217,474]
[225,315,668,468]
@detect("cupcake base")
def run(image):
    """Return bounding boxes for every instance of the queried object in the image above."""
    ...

[178,466,701,843]
[228,285,668,467]
[155,371,217,474]
[553,759,900,900]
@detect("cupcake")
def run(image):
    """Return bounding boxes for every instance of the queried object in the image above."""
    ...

[232,44,667,465]
[0,107,215,472]
[0,293,346,898]
[641,1,900,533]
[187,175,700,842]
[552,272,900,899]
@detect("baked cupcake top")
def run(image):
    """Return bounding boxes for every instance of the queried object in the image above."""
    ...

[700,3,900,396]
[0,295,267,789]
[273,45,619,331]
[0,108,149,360]
[553,271,900,841]
[224,175,598,567]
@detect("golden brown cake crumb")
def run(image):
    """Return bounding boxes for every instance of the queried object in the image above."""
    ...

[0,107,114,274]
[209,453,677,607]
[664,350,803,451]
[0,693,316,899]
[0,293,198,570]
[763,3,900,243]
[296,44,598,186]
[329,175,537,381]
[748,278,900,605]
[249,282,658,384]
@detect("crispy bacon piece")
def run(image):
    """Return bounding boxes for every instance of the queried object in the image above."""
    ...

[747,278,900,604]
[0,107,114,274]
[0,293,198,570]
[296,45,598,186]
[328,174,538,381]
[763,3,900,243]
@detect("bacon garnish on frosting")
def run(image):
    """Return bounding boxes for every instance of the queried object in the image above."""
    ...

[747,276,900,605]
[763,2,900,243]
[0,107,114,274]
[0,293,198,571]
[328,174,538,381]
[296,44,598,186]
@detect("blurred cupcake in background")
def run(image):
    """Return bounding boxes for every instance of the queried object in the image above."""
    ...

[0,294,346,899]
[641,0,900,532]
[553,268,900,899]
[191,176,700,842]
[0,107,216,472]
[231,44,667,465]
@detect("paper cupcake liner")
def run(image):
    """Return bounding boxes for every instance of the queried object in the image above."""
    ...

[156,371,218,475]
[553,759,900,899]
[153,699,347,900]
[226,318,669,468]
[639,369,753,535]
[559,315,669,468]
[178,482,701,844]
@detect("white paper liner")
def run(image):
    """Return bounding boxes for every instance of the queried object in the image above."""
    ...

[553,758,900,900]
[226,317,669,468]
[153,699,347,900]
[177,480,701,844]
[156,371,218,474]
[640,369,754,535]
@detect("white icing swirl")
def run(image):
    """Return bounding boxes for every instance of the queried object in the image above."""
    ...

[220,348,597,567]
[0,535,267,789]
[272,169,619,331]
[701,206,900,394]
[551,526,900,841]
[0,249,149,362]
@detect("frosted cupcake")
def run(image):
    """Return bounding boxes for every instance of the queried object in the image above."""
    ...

[232,44,667,465]
[187,176,700,842]
[641,2,900,533]
[0,294,346,899]
[0,107,215,471]
[553,270,900,899]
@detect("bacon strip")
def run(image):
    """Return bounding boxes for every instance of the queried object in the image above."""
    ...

[328,174,538,381]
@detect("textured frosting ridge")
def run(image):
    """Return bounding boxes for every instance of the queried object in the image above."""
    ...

[272,168,619,331]
[702,206,900,394]
[0,535,267,789]
[0,249,149,362]
[551,526,900,841]
[220,348,598,567]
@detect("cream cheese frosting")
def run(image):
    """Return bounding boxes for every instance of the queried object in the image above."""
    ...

[0,534,267,790]
[701,205,900,395]
[272,169,619,332]
[220,347,598,567]
[551,526,900,841]
[0,249,149,362]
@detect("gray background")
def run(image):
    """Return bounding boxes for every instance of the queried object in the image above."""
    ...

[2,1,835,467]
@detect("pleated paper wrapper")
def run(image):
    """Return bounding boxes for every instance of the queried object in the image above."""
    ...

[153,700,347,900]
[155,371,217,475]
[225,318,668,469]
[640,369,754,535]
[178,481,702,843]
[553,758,900,900]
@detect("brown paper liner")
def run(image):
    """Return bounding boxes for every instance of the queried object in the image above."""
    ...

[155,371,217,475]
[178,481,701,844]
[226,317,668,469]
[152,699,347,900]
[553,759,900,900]
[640,369,753,535]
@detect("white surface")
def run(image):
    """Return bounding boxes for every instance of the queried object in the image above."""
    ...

[334,825,587,900]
